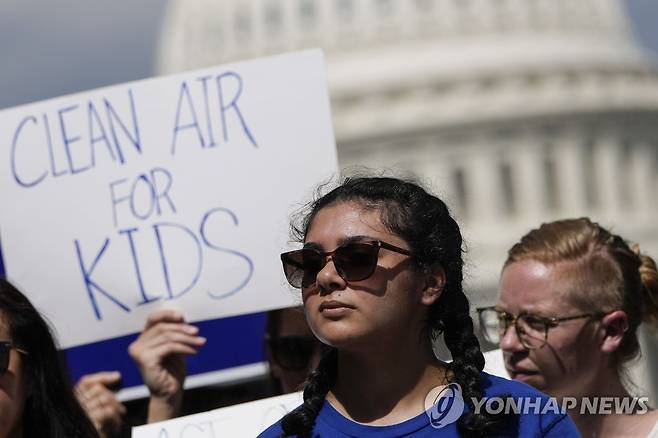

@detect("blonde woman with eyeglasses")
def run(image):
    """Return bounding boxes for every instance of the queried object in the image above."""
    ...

[479,218,658,437]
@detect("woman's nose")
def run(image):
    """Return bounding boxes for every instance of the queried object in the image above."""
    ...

[315,257,346,294]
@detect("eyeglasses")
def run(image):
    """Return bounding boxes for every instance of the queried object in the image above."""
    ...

[280,240,412,289]
[476,306,606,350]
[0,341,28,374]
[267,336,324,371]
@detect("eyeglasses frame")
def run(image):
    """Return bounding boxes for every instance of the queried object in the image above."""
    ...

[476,306,607,349]
[0,341,29,373]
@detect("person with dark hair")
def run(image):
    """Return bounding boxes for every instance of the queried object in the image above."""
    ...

[479,217,658,437]
[264,306,325,395]
[260,175,579,437]
[0,277,100,437]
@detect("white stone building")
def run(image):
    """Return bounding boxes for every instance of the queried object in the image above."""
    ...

[156,0,658,400]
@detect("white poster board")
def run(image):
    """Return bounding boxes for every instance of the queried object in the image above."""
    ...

[483,349,508,378]
[131,391,302,438]
[0,49,337,348]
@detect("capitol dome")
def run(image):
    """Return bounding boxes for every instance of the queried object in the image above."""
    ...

[157,0,658,288]
[156,0,658,395]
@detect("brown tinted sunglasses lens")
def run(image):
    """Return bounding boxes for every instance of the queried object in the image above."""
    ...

[281,249,324,288]
[333,243,379,281]
[281,243,381,288]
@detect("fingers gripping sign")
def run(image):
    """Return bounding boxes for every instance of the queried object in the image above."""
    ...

[128,309,206,422]
[75,371,126,437]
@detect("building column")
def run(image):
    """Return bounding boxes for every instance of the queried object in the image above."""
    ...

[553,130,587,217]
[630,141,655,221]
[469,140,504,222]
[415,141,449,194]
[515,138,547,223]
[594,134,621,220]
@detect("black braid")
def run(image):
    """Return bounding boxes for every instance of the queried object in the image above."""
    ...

[279,348,338,437]
[439,289,511,436]
[421,203,511,437]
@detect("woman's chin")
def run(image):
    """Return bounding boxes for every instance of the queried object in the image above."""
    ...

[312,327,366,351]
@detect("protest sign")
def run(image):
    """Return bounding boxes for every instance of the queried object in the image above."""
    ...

[131,391,302,437]
[0,49,337,348]
[483,349,507,378]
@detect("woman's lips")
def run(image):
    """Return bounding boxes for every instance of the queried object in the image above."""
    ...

[319,300,355,317]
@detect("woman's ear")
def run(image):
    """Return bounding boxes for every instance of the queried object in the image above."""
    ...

[599,310,629,354]
[420,265,446,306]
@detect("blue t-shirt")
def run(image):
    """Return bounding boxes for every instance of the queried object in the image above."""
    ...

[258,372,580,437]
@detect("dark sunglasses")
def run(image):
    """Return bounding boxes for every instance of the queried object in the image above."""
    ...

[268,336,324,371]
[0,341,28,374]
[280,240,412,288]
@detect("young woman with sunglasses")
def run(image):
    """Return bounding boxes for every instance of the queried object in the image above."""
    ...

[0,278,100,437]
[260,176,579,437]
[480,218,658,437]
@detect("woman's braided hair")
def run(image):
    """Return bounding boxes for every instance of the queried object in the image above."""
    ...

[279,175,510,437]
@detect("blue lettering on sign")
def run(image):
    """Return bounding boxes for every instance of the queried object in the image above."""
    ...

[104,89,142,163]
[8,71,264,322]
[200,207,254,300]
[153,222,203,300]
[120,227,161,306]
[171,71,257,155]
[9,89,141,189]
[74,207,253,320]
[59,104,92,175]
[197,75,218,148]
[74,238,131,320]
[109,167,177,228]
[216,71,257,148]
[11,116,47,188]
[87,101,117,165]
[130,175,157,220]
[171,81,206,154]
[182,422,214,436]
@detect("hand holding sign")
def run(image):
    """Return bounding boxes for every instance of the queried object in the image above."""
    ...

[75,371,126,437]
[128,309,206,422]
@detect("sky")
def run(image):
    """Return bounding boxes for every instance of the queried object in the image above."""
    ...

[1,0,658,111]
